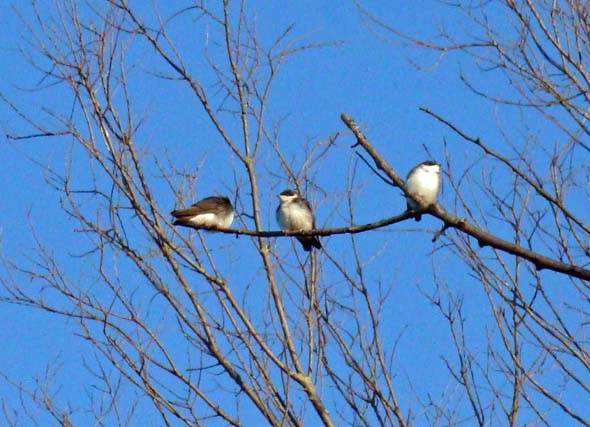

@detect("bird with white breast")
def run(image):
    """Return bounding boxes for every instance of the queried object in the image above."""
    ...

[404,160,441,221]
[276,189,322,252]
[171,196,234,229]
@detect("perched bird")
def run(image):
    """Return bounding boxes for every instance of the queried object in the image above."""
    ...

[405,160,441,221]
[171,196,234,229]
[276,189,322,252]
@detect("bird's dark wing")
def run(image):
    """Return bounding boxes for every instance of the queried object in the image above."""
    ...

[195,197,232,214]
[298,196,320,229]
[301,197,314,212]
[171,204,207,218]
[171,197,232,218]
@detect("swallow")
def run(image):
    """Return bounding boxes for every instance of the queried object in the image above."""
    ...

[276,189,321,251]
[405,161,441,221]
[171,196,234,229]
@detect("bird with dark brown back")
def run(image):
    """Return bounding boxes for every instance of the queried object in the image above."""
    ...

[276,189,321,252]
[171,196,234,229]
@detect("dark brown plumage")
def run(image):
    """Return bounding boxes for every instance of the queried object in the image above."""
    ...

[171,196,234,229]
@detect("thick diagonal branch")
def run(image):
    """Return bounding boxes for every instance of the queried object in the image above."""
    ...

[341,112,590,282]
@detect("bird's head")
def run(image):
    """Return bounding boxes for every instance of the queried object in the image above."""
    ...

[419,161,440,175]
[278,189,299,203]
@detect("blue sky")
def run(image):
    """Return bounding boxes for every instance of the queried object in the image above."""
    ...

[1,1,585,426]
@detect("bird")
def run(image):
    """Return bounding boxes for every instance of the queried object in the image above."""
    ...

[404,160,441,221]
[171,196,234,229]
[276,189,322,252]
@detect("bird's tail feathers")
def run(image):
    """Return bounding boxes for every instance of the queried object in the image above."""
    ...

[298,236,322,252]
[405,202,422,222]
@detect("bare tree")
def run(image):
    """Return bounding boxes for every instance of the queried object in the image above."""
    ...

[353,0,590,426]
[1,1,590,427]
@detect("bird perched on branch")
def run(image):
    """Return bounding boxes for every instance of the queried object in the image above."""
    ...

[276,189,322,252]
[405,160,441,221]
[171,196,234,229]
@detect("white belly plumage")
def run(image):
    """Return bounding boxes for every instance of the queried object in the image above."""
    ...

[188,212,234,228]
[405,170,440,209]
[276,204,313,231]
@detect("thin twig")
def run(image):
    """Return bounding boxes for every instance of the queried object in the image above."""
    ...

[172,211,415,237]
